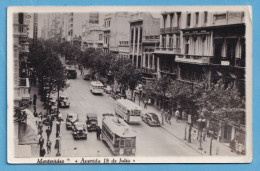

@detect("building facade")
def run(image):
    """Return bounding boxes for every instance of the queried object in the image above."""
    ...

[103,12,131,56]
[82,24,103,50]
[13,13,31,107]
[155,10,246,145]
[129,12,160,69]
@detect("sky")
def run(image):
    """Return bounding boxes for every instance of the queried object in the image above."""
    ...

[28,12,161,39]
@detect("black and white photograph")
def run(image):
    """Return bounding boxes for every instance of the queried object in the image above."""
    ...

[7,6,252,163]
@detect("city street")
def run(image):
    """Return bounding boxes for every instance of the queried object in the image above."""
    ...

[55,70,201,157]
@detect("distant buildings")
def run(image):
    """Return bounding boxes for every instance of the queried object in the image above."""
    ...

[129,12,160,69]
[82,24,103,50]
[103,12,131,57]
[13,13,31,107]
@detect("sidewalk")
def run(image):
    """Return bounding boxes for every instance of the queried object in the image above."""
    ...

[133,95,238,156]
[28,85,60,158]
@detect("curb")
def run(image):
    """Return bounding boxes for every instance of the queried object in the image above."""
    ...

[160,125,205,156]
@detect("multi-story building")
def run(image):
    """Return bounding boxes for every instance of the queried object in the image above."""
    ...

[156,10,246,146]
[13,13,31,107]
[129,12,160,69]
[82,24,103,50]
[118,41,130,59]
[103,12,131,56]
[154,12,182,79]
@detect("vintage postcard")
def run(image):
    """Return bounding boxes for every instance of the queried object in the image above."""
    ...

[7,6,252,164]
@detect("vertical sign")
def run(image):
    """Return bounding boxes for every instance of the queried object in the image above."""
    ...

[33,13,38,47]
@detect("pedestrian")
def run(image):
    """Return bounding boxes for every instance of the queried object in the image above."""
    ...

[96,126,101,140]
[202,127,207,141]
[56,121,61,137]
[38,121,43,135]
[46,139,52,154]
[182,110,187,121]
[161,109,165,125]
[40,148,46,157]
[46,127,51,140]
[33,93,37,102]
[39,136,44,150]
[144,99,147,109]
[175,109,180,122]
[49,118,53,132]
[167,109,172,125]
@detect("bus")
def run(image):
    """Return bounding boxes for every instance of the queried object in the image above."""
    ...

[102,116,136,156]
[90,81,104,94]
[115,99,142,124]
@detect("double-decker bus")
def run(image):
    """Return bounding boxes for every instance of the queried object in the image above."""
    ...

[115,99,142,124]
[101,116,136,156]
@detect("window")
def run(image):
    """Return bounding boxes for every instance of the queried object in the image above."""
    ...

[18,13,24,24]
[163,15,167,28]
[140,28,142,43]
[99,34,102,41]
[195,12,199,26]
[187,13,191,27]
[185,44,189,54]
[131,29,134,43]
[177,13,181,27]
[176,36,180,48]
[215,13,226,20]
[169,37,173,48]
[204,11,208,24]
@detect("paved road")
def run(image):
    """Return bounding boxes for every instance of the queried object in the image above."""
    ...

[57,70,201,157]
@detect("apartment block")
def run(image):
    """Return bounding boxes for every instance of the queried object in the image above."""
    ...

[13,13,31,107]
[103,12,131,56]
[129,12,160,70]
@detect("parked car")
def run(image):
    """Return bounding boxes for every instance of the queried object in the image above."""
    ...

[141,112,160,126]
[72,122,87,140]
[59,95,70,108]
[86,113,98,132]
[66,113,79,130]
[104,85,112,94]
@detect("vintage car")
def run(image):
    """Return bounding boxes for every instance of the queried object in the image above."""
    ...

[59,95,70,108]
[66,113,79,130]
[67,69,77,79]
[72,122,87,140]
[104,85,112,94]
[141,112,160,127]
[86,113,98,132]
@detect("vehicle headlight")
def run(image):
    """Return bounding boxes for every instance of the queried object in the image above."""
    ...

[87,124,91,127]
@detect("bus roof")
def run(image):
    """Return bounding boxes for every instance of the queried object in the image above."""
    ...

[102,117,136,138]
[116,99,142,110]
[90,81,104,86]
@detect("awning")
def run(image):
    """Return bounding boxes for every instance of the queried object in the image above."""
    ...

[18,109,38,145]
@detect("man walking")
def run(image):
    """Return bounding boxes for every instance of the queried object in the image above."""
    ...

[46,127,51,140]
[56,121,61,137]
[144,99,148,109]
[96,126,101,140]
[39,136,44,150]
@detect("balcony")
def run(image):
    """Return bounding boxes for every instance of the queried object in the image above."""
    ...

[155,47,181,54]
[141,67,156,74]
[103,44,108,48]
[14,78,30,100]
[13,24,29,35]
[175,55,213,65]
[160,27,180,34]
[130,12,144,22]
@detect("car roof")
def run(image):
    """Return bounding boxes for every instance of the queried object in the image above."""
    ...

[74,122,84,126]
